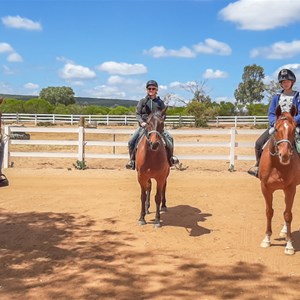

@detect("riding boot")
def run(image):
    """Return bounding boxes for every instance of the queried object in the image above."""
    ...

[247,149,261,178]
[166,146,179,167]
[126,147,136,170]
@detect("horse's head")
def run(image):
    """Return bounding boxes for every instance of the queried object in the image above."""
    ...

[145,107,167,150]
[272,105,297,165]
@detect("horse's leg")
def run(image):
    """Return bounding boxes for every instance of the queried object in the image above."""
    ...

[138,181,147,226]
[283,186,296,255]
[153,181,165,228]
[145,179,151,214]
[279,222,287,238]
[260,184,274,248]
[160,180,167,212]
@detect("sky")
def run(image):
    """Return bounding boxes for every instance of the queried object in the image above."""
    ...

[1,0,300,105]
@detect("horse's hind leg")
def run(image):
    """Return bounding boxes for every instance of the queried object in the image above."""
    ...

[283,187,296,255]
[160,181,167,212]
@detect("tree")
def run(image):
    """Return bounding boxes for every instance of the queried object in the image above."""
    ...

[23,98,53,114]
[234,64,265,105]
[1,98,25,113]
[264,80,281,104]
[39,86,75,106]
[186,100,219,127]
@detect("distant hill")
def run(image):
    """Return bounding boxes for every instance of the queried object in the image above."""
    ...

[0,94,138,108]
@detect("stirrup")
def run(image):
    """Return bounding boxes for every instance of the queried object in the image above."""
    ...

[126,160,135,170]
[170,156,179,166]
[247,166,258,178]
[0,174,9,187]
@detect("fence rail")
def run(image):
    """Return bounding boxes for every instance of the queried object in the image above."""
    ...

[1,113,269,127]
[2,113,195,126]
[3,125,263,170]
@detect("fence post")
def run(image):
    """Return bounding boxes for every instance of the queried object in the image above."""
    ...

[229,127,236,171]
[78,117,85,162]
[3,125,10,169]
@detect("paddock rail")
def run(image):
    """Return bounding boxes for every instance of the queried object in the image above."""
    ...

[2,125,263,170]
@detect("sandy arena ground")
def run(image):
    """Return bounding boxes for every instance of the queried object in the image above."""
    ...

[1,126,300,299]
[1,159,300,299]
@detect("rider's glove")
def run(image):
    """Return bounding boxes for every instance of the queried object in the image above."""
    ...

[141,122,147,128]
[269,127,275,135]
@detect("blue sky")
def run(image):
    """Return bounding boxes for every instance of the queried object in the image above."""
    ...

[1,0,300,104]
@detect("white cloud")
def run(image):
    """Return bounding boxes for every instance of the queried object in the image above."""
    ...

[193,39,232,56]
[0,42,14,53]
[144,39,231,58]
[1,65,15,75]
[2,15,42,31]
[7,52,23,62]
[24,82,39,89]
[144,46,195,58]
[250,40,300,59]
[59,63,96,80]
[203,68,228,79]
[0,43,22,62]
[97,61,147,75]
[87,85,126,98]
[219,0,300,30]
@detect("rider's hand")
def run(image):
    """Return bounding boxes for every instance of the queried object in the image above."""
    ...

[141,122,147,128]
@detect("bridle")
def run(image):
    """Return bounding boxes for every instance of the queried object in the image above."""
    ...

[269,116,294,157]
[143,114,165,148]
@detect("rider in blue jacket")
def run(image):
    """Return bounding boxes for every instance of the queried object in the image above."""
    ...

[248,69,300,177]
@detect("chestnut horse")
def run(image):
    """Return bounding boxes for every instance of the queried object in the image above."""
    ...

[259,105,300,255]
[135,108,170,227]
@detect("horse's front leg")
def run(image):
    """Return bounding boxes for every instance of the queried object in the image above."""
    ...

[160,181,167,212]
[153,181,165,228]
[138,184,147,226]
[283,186,296,255]
[145,179,151,214]
[260,184,274,248]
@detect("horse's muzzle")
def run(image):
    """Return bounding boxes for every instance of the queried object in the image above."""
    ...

[150,141,159,150]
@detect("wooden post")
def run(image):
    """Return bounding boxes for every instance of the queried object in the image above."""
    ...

[78,116,85,162]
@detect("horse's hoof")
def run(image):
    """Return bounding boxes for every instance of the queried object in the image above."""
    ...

[138,220,146,226]
[279,231,287,238]
[160,207,167,212]
[260,241,271,248]
[153,222,161,228]
[284,247,295,255]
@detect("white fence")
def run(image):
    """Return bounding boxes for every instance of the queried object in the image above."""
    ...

[3,125,262,170]
[2,113,269,127]
[2,113,195,126]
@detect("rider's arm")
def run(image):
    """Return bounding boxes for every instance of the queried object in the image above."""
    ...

[293,92,300,126]
[136,98,145,125]
[268,94,279,126]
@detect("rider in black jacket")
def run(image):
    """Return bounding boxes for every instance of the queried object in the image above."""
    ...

[125,80,179,170]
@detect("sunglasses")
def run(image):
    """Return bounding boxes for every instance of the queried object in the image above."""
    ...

[147,87,157,91]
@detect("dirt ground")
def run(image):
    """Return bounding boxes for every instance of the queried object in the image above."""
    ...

[1,158,300,299]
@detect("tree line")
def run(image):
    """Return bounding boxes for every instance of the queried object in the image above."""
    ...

[0,64,277,126]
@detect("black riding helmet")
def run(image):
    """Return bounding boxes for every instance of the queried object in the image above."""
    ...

[146,80,158,88]
[278,69,296,83]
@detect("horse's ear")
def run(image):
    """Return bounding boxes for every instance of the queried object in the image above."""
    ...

[275,105,282,118]
[161,106,168,118]
[290,104,297,117]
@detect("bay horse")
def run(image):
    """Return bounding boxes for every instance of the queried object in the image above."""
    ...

[259,105,300,255]
[135,107,170,228]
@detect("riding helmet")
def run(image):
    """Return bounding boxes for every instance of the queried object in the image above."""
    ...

[146,80,158,88]
[278,69,296,82]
